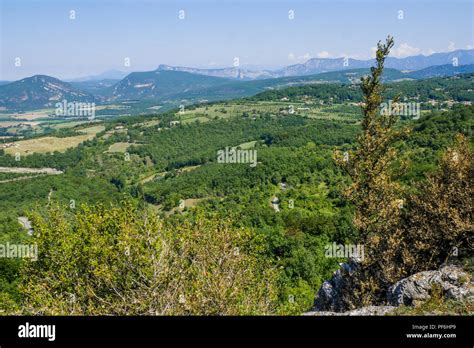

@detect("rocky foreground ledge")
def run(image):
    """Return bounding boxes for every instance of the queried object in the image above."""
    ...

[304,305,397,316]
[305,262,474,316]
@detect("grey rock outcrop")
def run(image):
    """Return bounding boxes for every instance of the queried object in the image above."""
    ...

[387,264,473,306]
[313,259,360,312]
[304,305,396,316]
[308,262,473,316]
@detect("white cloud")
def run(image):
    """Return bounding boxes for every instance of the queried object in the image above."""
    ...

[467,44,474,49]
[390,43,438,58]
[370,46,378,58]
[447,42,456,52]
[316,51,330,58]
[291,44,442,64]
[423,48,436,56]
[288,52,312,63]
[338,52,352,59]
[337,50,374,60]
[391,43,422,58]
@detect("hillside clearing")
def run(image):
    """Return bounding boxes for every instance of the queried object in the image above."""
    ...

[106,142,143,153]
[0,166,63,174]
[4,125,105,155]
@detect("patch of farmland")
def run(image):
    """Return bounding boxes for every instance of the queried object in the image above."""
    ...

[0,166,63,174]
[237,140,258,149]
[4,125,105,156]
[106,142,143,153]
[181,116,210,124]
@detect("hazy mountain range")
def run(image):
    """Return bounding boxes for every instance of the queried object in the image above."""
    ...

[275,49,474,78]
[156,49,474,80]
[66,70,130,82]
[0,49,473,110]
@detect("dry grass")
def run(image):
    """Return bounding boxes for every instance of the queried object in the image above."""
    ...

[5,125,105,156]
[181,116,210,124]
[9,109,53,121]
[0,121,40,127]
[106,142,135,153]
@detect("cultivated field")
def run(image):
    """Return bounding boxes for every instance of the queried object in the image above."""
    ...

[106,142,143,153]
[175,101,362,124]
[0,166,63,184]
[4,125,105,156]
[6,109,54,121]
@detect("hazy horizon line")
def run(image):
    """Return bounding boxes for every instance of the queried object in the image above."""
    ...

[2,47,473,83]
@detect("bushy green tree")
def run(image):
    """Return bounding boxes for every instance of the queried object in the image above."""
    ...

[334,37,473,309]
[17,202,279,315]
[403,134,473,272]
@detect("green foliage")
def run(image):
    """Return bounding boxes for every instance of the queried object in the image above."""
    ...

[17,202,279,315]
[334,37,473,309]
[336,36,408,244]
[251,73,474,104]
[402,134,474,272]
[0,48,472,315]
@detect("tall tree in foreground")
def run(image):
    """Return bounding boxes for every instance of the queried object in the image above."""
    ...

[335,36,473,309]
[335,36,409,307]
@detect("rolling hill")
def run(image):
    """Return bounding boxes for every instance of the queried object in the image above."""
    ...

[110,70,232,100]
[1,57,473,111]
[0,75,98,109]
[406,63,474,79]
[138,67,474,104]
[70,79,120,96]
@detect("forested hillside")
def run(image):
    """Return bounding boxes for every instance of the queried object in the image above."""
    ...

[0,40,472,315]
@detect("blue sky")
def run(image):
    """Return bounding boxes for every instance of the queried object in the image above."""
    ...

[1,0,473,80]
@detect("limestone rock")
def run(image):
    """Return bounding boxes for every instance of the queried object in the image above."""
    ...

[313,259,359,312]
[309,262,473,316]
[387,264,473,306]
[304,305,396,316]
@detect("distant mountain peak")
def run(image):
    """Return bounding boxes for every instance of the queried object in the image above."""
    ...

[0,74,97,109]
[156,64,274,80]
[2,49,473,110]
[110,69,232,100]
[153,49,474,81]
[68,70,129,82]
